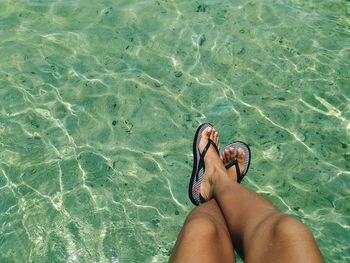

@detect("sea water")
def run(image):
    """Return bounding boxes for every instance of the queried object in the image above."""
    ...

[0,0,349,262]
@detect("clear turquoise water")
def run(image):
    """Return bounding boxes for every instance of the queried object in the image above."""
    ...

[0,0,349,262]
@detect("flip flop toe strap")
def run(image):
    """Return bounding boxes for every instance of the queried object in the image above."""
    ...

[235,161,243,183]
[196,139,219,182]
[225,159,244,183]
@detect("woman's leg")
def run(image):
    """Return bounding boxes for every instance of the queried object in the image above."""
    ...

[169,199,235,263]
[169,129,235,263]
[200,128,324,263]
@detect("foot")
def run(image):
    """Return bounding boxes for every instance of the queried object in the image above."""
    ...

[198,127,226,201]
[198,127,220,155]
[221,147,246,182]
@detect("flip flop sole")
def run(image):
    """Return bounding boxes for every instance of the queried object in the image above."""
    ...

[188,123,214,206]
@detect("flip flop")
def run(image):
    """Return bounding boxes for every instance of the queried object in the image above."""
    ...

[220,141,251,183]
[189,123,220,206]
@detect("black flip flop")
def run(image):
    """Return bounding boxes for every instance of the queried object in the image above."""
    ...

[220,141,251,183]
[189,123,220,206]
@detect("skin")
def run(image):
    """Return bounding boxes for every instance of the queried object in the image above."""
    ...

[169,127,324,263]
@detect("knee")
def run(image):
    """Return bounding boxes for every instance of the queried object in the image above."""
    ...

[182,215,219,241]
[272,214,314,241]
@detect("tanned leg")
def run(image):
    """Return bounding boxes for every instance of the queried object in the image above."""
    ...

[169,199,235,263]
[200,128,324,263]
[169,128,235,263]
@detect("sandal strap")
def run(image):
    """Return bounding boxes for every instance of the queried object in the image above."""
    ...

[225,159,243,183]
[196,139,219,182]
[236,162,243,183]
[202,139,219,157]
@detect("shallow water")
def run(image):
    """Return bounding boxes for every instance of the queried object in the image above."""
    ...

[0,0,349,262]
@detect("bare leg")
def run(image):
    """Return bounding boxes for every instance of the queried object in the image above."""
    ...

[169,129,235,263]
[200,128,324,263]
[169,199,235,263]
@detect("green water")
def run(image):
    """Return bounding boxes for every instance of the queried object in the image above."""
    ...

[0,0,349,262]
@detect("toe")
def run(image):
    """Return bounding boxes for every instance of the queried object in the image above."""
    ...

[199,127,213,153]
[209,128,216,141]
[237,148,246,173]
[221,150,226,163]
[201,127,212,142]
[204,127,212,137]
[229,147,235,160]
[237,148,245,161]
[214,132,219,147]
[224,149,231,164]
[221,150,225,161]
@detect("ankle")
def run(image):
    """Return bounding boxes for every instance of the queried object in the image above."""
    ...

[211,166,233,193]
